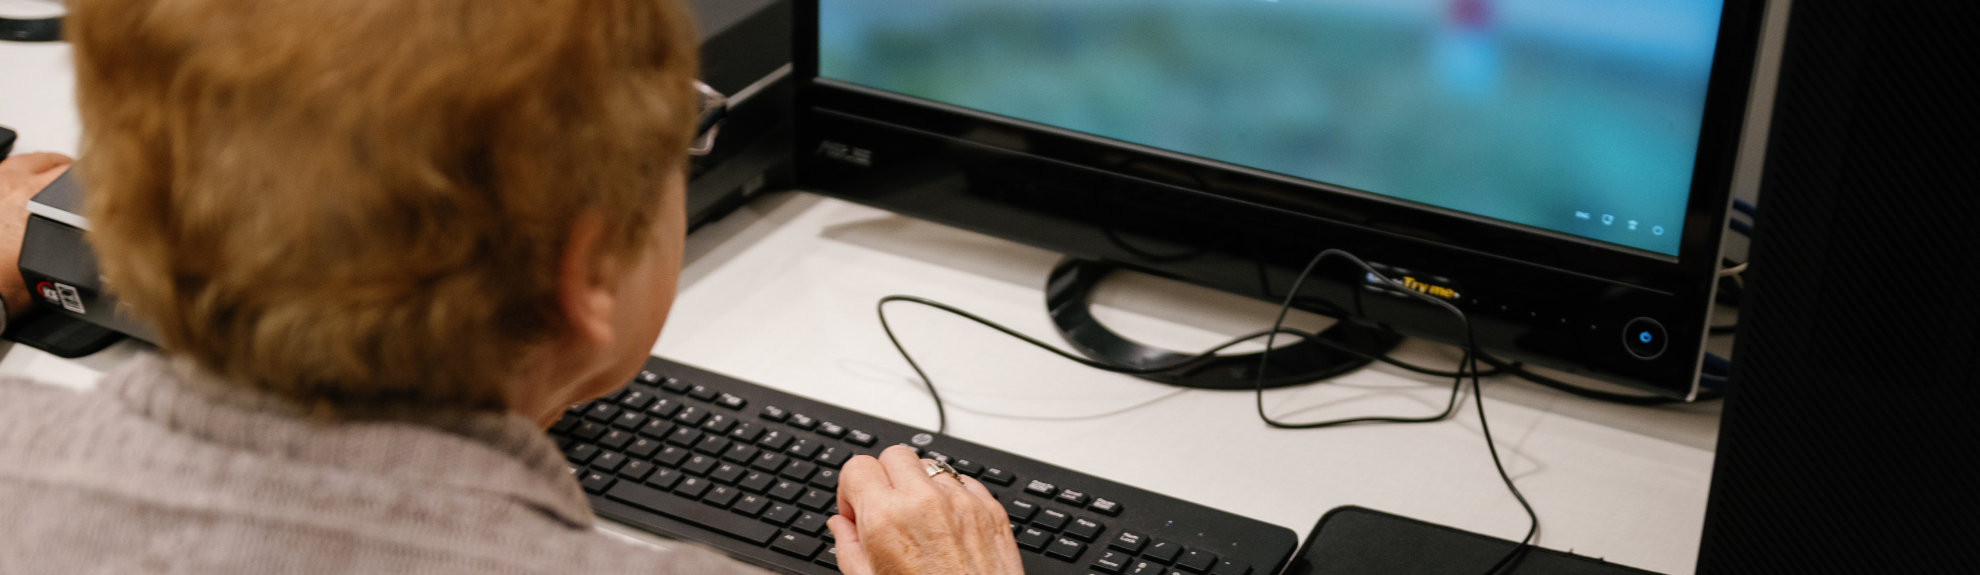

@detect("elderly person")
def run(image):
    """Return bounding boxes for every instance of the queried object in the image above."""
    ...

[0,1,1023,574]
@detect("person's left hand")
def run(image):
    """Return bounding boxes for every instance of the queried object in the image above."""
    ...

[0,152,74,320]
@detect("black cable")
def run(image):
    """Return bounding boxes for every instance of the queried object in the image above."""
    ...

[1253,249,1537,575]
[877,295,1337,434]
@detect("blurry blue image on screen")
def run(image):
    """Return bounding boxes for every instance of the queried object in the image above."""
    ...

[819,0,1727,256]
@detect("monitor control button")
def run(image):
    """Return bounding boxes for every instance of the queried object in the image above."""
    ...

[1623,318,1668,360]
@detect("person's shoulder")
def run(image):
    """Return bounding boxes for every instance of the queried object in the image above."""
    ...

[0,376,98,430]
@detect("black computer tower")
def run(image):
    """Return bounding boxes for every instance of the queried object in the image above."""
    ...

[1696,1,1979,572]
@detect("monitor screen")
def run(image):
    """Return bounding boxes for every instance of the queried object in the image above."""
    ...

[819,0,1725,256]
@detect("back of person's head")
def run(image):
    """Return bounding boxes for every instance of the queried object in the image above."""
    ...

[68,0,701,413]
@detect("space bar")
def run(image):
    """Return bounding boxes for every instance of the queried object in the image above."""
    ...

[605,482,780,546]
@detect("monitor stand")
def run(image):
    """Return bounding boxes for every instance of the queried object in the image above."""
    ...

[1046,258,1402,390]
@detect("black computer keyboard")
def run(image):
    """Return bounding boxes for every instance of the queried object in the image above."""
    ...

[550,357,1298,575]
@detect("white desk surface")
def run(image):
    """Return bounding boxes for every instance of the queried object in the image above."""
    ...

[3,35,1727,575]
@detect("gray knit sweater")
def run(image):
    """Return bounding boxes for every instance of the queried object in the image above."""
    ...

[0,352,771,575]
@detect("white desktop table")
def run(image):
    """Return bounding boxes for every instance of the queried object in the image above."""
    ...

[2,35,1725,575]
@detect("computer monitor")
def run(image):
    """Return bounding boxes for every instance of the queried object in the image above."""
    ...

[794,0,1768,399]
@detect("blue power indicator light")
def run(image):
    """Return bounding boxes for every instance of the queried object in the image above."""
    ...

[1639,331,1654,344]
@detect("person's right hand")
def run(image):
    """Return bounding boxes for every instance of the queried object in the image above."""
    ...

[0,152,73,320]
[829,445,1025,575]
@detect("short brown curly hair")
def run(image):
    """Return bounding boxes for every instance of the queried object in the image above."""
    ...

[69,0,700,412]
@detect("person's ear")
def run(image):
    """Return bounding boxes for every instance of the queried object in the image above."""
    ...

[555,210,621,347]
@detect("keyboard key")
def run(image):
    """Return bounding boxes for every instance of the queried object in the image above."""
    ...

[1177,550,1217,573]
[635,370,663,385]
[619,460,656,482]
[1016,528,1053,551]
[845,429,876,447]
[1108,531,1148,554]
[665,427,703,447]
[585,403,621,422]
[786,439,821,460]
[791,511,829,536]
[681,454,719,476]
[762,502,799,526]
[768,479,808,502]
[694,435,732,455]
[810,468,840,490]
[674,476,712,499]
[1025,480,1059,498]
[612,411,648,430]
[684,384,718,402]
[702,414,737,435]
[674,406,708,427]
[550,415,581,434]
[1211,559,1251,575]
[723,444,760,464]
[590,451,627,473]
[580,471,616,494]
[645,468,683,490]
[950,459,985,476]
[728,422,764,443]
[1066,517,1105,541]
[1047,537,1088,561]
[564,443,600,465]
[1004,499,1039,522]
[618,388,658,411]
[659,377,692,394]
[597,430,634,450]
[703,485,741,508]
[799,489,836,511]
[815,421,847,439]
[1033,509,1070,531]
[1089,498,1123,516]
[638,419,675,439]
[782,461,819,482]
[1093,550,1131,573]
[572,422,608,441]
[604,482,778,546]
[924,451,952,464]
[1144,540,1182,563]
[647,398,682,419]
[1127,560,1164,575]
[759,405,790,422]
[752,452,789,473]
[757,430,794,451]
[816,446,852,468]
[710,462,747,484]
[772,532,824,559]
[652,446,690,467]
[980,468,1015,486]
[787,413,818,430]
[740,471,776,493]
[732,493,770,517]
[717,393,748,410]
[627,437,663,459]
[818,546,840,569]
[1056,489,1091,507]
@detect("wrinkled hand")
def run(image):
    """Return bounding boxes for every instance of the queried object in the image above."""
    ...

[0,152,73,320]
[830,445,1024,575]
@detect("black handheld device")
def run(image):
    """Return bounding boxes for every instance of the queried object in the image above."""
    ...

[0,17,62,42]
[1285,506,1660,575]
